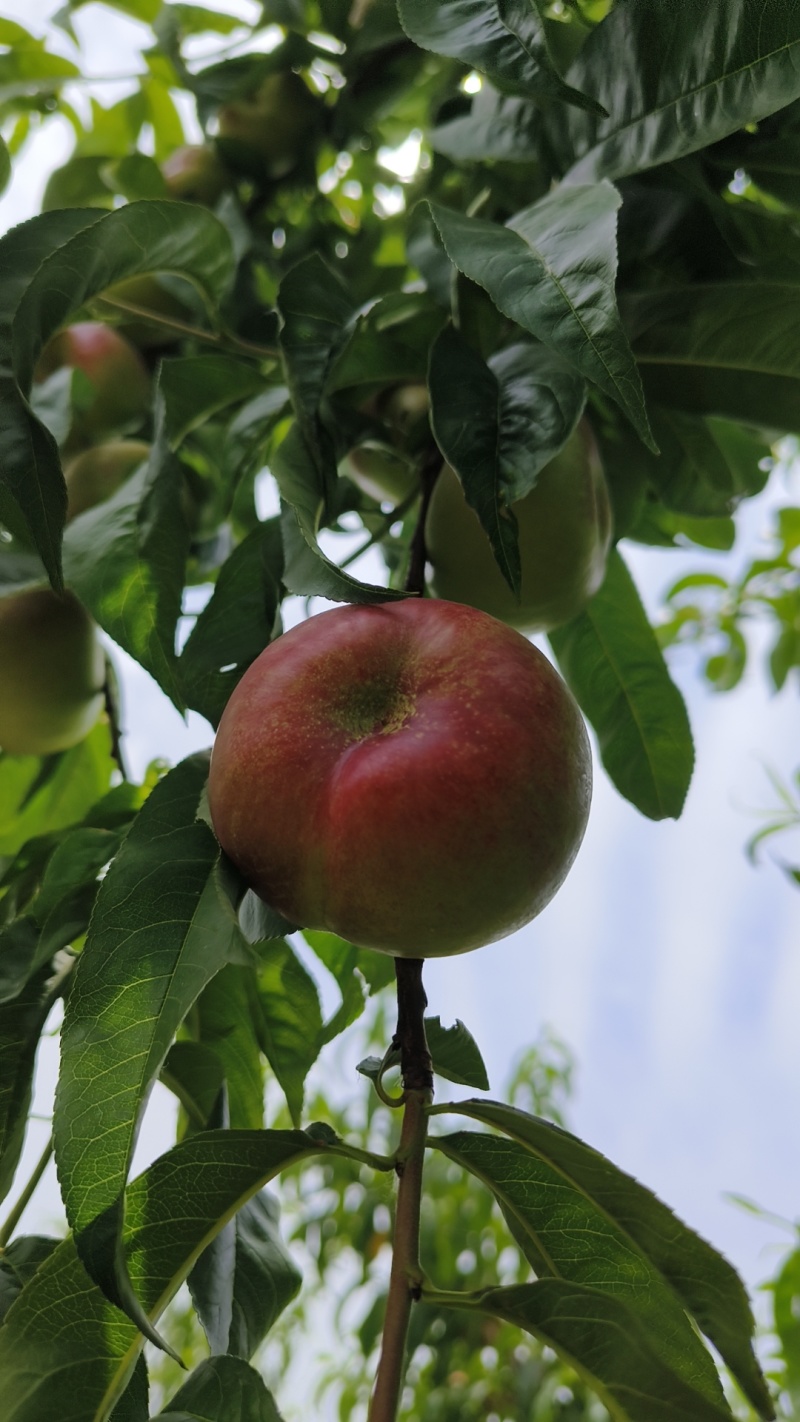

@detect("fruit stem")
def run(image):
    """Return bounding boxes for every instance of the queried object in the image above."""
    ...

[404,449,442,597]
[0,1133,53,1250]
[368,961,433,1422]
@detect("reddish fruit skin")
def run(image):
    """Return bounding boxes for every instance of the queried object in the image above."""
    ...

[64,440,150,520]
[208,599,591,958]
[0,589,105,755]
[36,322,150,437]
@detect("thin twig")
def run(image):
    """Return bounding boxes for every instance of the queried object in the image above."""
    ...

[0,1135,54,1250]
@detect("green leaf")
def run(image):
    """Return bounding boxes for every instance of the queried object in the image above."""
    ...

[109,1356,148,1422]
[0,1236,60,1324]
[0,136,9,197]
[0,721,115,858]
[549,548,694,820]
[428,187,654,449]
[425,1018,489,1090]
[273,423,402,603]
[179,521,283,728]
[772,1246,800,1404]
[160,356,269,449]
[555,0,800,185]
[467,1280,734,1422]
[397,0,605,114]
[433,1130,729,1406]
[159,1355,286,1420]
[277,254,352,499]
[62,431,189,709]
[0,202,233,586]
[646,411,771,517]
[326,290,445,393]
[431,85,540,163]
[429,324,520,597]
[433,1097,771,1418]
[627,283,800,434]
[302,928,396,998]
[194,966,264,1130]
[160,1040,225,1131]
[53,756,246,1349]
[0,1129,318,1422]
[252,937,323,1126]
[0,968,53,1205]
[188,1189,301,1360]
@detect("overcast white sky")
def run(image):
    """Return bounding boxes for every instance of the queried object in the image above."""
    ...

[3,0,799,1377]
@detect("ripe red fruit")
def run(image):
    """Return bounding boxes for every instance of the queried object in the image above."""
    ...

[0,589,105,756]
[35,322,150,439]
[208,599,591,958]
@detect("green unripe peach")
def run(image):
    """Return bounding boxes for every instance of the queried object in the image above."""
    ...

[0,589,105,756]
[64,441,150,520]
[217,71,320,179]
[426,422,612,632]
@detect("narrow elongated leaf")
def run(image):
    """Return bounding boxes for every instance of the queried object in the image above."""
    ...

[556,0,800,185]
[109,1356,148,1422]
[194,967,264,1130]
[159,1356,285,1421]
[429,188,653,448]
[0,1129,319,1422]
[0,968,55,1205]
[63,414,189,708]
[429,325,520,596]
[0,203,233,584]
[398,0,604,113]
[273,424,402,603]
[433,1130,727,1405]
[549,548,694,820]
[0,136,10,196]
[179,521,283,728]
[627,283,800,433]
[189,1189,301,1359]
[252,937,323,1125]
[434,1097,771,1417]
[467,1280,735,1422]
[53,756,246,1348]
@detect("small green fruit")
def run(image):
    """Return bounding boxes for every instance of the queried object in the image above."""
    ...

[64,441,150,520]
[162,145,228,205]
[0,589,105,756]
[426,422,612,632]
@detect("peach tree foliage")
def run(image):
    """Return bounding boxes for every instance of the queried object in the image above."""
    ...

[0,0,799,1418]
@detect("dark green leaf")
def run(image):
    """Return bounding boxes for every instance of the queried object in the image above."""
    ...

[425,1017,489,1090]
[0,203,233,585]
[433,1130,728,1405]
[0,722,116,858]
[161,1040,225,1131]
[0,1129,318,1422]
[435,1097,771,1417]
[54,756,246,1349]
[273,423,403,602]
[109,1355,149,1422]
[189,1189,301,1359]
[194,966,264,1130]
[160,356,269,448]
[550,548,694,820]
[431,85,540,163]
[277,254,352,497]
[326,291,445,393]
[252,937,323,1126]
[0,1236,59,1323]
[772,1246,800,1403]
[0,967,53,1205]
[397,0,605,113]
[429,188,653,448]
[469,1280,734,1422]
[647,411,770,517]
[555,0,800,184]
[627,283,800,433]
[179,521,283,727]
[159,1355,286,1420]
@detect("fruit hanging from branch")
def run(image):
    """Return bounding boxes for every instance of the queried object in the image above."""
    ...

[216,70,322,180]
[0,588,105,756]
[426,422,612,633]
[208,598,591,958]
[63,440,150,520]
[35,321,151,440]
[161,144,228,205]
